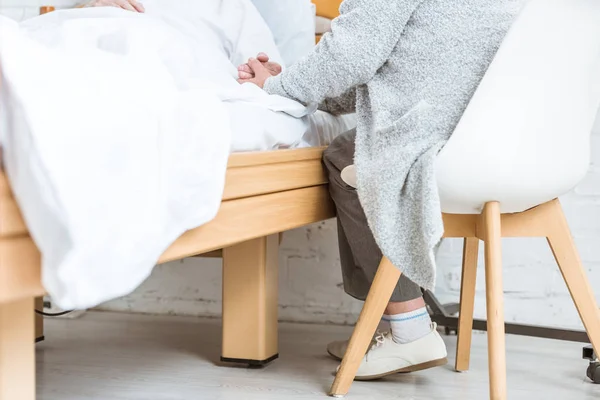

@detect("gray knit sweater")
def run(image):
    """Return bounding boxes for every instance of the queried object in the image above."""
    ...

[264,0,524,290]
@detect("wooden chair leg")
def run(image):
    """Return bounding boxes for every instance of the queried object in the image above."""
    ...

[330,257,401,397]
[35,297,44,343]
[482,202,507,400]
[0,297,36,400]
[221,235,279,365]
[546,200,600,359]
[455,237,479,372]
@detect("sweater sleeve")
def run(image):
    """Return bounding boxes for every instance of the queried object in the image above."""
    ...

[263,0,423,104]
[318,88,356,115]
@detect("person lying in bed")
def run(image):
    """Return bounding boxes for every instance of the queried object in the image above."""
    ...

[239,0,524,381]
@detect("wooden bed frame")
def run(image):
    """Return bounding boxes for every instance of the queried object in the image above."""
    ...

[0,2,344,399]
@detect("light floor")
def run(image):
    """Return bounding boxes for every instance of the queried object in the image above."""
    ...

[37,312,598,400]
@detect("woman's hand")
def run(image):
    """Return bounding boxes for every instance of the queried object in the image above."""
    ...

[85,0,145,12]
[238,53,282,88]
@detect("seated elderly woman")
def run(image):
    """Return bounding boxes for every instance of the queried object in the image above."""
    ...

[238,0,525,381]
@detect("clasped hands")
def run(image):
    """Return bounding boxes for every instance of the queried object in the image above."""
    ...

[237,53,282,89]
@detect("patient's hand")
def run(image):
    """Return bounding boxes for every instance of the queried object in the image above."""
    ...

[238,58,273,88]
[85,0,145,12]
[238,53,281,83]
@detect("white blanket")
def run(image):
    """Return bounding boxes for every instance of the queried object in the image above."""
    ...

[0,2,316,309]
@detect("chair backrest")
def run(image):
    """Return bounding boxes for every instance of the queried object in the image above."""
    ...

[436,0,600,212]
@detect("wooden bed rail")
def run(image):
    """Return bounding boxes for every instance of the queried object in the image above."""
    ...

[39,6,55,14]
[0,147,333,303]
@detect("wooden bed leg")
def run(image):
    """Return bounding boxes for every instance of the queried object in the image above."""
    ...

[35,297,44,343]
[222,235,279,366]
[0,297,36,400]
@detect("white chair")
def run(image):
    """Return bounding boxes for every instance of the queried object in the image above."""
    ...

[329,0,600,398]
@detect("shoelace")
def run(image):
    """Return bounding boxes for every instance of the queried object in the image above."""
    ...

[372,331,388,349]
[373,323,437,348]
[359,331,389,362]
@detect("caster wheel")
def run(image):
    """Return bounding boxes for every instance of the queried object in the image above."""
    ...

[587,362,600,384]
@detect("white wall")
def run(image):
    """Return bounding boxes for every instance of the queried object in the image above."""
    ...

[3,2,600,330]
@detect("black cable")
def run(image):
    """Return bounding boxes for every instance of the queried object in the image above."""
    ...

[35,309,74,317]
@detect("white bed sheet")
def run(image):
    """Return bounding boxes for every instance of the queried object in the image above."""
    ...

[231,110,356,152]
[0,2,345,310]
[298,112,356,148]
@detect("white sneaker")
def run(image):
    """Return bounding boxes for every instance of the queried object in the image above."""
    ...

[338,325,448,381]
[327,333,381,361]
[327,339,351,361]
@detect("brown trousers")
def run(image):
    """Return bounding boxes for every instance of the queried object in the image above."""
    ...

[322,129,422,303]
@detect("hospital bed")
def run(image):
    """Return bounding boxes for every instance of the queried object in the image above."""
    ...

[0,146,336,399]
[0,1,343,399]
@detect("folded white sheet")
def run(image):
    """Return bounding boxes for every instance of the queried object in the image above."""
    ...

[0,3,318,309]
[299,111,356,148]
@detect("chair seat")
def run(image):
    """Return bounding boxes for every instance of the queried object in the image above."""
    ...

[434,141,590,214]
[340,155,587,215]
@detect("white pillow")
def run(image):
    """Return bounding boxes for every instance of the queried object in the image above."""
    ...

[250,0,315,67]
